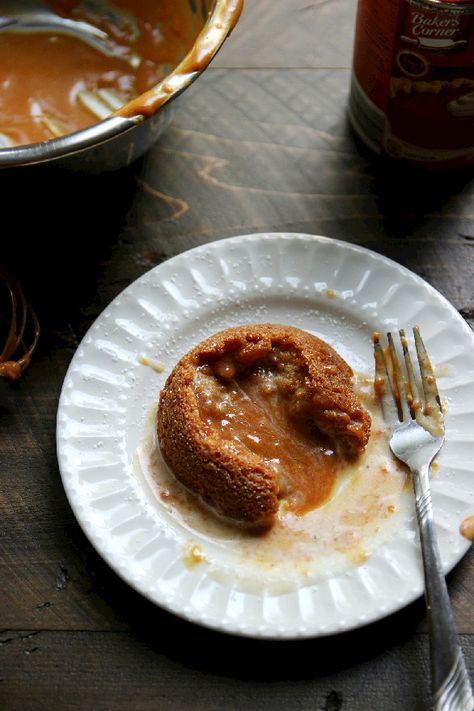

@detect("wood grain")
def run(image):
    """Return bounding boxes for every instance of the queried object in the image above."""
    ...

[1,0,473,708]
[0,629,473,711]
[213,0,358,68]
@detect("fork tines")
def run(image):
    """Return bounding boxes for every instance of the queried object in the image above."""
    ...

[373,327,444,435]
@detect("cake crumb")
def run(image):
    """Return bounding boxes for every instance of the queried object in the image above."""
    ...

[183,543,206,568]
[139,354,164,373]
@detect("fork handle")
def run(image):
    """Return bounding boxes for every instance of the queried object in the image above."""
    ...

[412,463,474,711]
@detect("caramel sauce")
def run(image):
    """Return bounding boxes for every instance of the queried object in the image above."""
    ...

[0,361,21,379]
[116,0,243,119]
[0,0,203,146]
[194,365,342,516]
[460,515,474,542]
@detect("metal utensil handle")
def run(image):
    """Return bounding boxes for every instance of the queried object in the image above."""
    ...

[412,463,474,711]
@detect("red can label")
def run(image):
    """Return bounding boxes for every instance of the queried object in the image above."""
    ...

[350,0,474,168]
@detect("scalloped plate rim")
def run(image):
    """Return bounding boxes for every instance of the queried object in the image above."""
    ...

[56,232,474,639]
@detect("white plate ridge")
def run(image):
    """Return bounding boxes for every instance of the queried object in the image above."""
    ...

[56,233,474,638]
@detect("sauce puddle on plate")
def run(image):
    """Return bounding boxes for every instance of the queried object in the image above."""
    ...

[135,375,412,594]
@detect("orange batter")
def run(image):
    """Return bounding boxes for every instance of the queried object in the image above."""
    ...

[0,0,202,145]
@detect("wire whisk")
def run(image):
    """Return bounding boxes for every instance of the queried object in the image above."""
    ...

[0,270,40,379]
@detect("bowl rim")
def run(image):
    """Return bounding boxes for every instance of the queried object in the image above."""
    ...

[0,0,243,167]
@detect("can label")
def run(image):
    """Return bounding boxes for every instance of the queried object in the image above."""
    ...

[350,0,474,168]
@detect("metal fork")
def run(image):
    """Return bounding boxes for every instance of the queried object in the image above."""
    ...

[373,327,474,711]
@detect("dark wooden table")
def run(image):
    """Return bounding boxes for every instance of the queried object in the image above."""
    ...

[1,1,473,709]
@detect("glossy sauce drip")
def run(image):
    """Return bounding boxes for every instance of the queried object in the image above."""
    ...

[194,364,342,516]
[0,0,200,146]
[460,515,474,542]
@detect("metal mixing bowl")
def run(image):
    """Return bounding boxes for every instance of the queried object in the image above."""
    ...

[0,0,243,171]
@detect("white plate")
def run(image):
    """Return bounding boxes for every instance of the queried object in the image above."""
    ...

[57,233,474,639]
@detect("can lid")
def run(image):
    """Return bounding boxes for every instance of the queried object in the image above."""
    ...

[408,0,474,12]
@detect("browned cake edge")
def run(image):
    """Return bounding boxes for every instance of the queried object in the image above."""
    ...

[157,324,371,525]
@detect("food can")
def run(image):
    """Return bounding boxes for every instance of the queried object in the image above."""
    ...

[349,0,474,169]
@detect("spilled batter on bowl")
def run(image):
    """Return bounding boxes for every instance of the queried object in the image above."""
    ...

[136,324,410,593]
